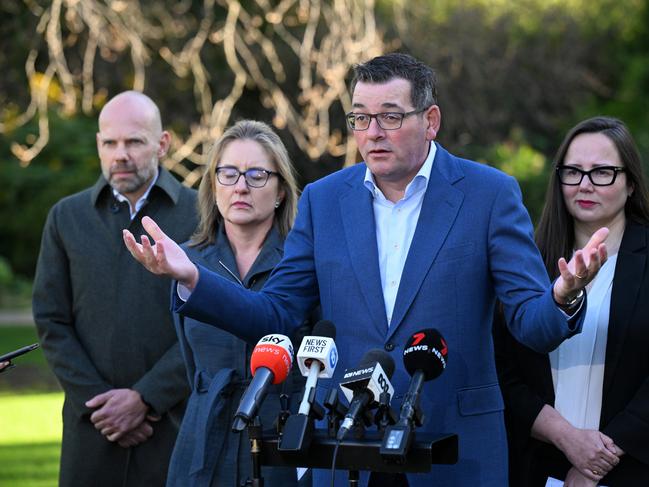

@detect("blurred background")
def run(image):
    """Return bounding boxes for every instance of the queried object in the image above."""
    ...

[1,0,648,484]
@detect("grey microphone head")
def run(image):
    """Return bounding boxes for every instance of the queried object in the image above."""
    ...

[312,320,336,340]
[358,349,395,379]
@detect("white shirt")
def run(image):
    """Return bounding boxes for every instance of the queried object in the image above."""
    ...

[550,253,617,429]
[363,143,436,326]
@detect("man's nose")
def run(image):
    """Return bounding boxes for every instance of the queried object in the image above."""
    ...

[366,117,385,138]
[113,143,128,161]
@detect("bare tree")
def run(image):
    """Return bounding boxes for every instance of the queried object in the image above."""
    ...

[2,0,384,183]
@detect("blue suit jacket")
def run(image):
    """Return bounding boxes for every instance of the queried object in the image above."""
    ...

[176,144,583,486]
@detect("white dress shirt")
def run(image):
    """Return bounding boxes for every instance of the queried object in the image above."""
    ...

[363,143,436,327]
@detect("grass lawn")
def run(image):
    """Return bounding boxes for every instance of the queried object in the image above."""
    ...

[0,325,62,487]
[0,393,62,487]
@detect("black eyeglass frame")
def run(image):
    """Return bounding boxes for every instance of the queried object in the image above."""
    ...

[345,106,431,131]
[215,166,280,188]
[556,165,626,187]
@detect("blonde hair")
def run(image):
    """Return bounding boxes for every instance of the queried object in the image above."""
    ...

[190,120,299,247]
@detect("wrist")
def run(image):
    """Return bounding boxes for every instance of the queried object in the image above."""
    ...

[554,288,584,311]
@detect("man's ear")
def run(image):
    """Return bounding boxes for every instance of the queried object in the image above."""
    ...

[158,131,171,158]
[425,105,441,141]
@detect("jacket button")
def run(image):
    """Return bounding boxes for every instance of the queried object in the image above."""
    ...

[384,342,395,352]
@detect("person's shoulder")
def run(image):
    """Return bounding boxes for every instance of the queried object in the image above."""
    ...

[49,186,96,214]
[305,163,365,193]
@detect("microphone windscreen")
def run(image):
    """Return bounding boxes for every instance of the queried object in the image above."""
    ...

[403,328,448,381]
[250,334,294,384]
[311,320,336,340]
[358,349,396,379]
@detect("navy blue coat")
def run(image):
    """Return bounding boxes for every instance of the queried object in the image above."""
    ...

[175,144,584,486]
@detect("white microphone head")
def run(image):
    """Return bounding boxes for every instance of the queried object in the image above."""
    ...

[251,334,294,384]
[297,337,338,379]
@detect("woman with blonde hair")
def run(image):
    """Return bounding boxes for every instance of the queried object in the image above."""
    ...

[164,120,303,486]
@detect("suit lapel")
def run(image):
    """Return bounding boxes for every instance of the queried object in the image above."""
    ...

[603,224,646,396]
[388,148,464,337]
[340,171,389,331]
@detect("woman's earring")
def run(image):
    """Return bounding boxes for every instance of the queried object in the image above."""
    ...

[275,199,281,209]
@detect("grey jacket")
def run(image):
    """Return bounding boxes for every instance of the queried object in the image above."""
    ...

[33,167,198,487]
[167,224,307,487]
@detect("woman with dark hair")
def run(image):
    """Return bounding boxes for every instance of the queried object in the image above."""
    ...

[496,116,649,486]
[158,120,304,486]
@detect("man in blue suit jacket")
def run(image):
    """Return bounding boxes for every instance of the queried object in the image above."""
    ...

[124,53,608,486]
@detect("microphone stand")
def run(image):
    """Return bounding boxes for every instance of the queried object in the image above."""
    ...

[242,417,264,487]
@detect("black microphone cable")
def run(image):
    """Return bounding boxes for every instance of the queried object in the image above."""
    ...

[330,438,342,487]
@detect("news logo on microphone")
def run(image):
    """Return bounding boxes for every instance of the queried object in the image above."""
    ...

[297,333,338,379]
[251,334,294,384]
[403,329,448,380]
[339,358,395,407]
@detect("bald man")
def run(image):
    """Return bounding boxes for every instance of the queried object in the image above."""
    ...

[33,91,198,486]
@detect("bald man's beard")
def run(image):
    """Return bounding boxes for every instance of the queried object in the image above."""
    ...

[106,157,158,196]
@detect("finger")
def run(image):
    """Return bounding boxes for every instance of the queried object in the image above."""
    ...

[107,430,125,442]
[141,216,167,242]
[579,468,601,482]
[556,257,578,291]
[140,235,156,259]
[140,422,154,436]
[146,414,161,422]
[122,229,140,253]
[583,227,609,252]
[571,250,588,278]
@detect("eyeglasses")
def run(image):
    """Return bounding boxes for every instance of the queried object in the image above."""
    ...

[215,166,279,188]
[556,165,626,186]
[345,107,430,131]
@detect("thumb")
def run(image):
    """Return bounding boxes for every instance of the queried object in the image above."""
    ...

[600,433,617,453]
[85,390,113,408]
[141,216,167,242]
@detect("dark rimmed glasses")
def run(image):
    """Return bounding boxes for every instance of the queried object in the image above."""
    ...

[345,107,430,131]
[215,167,279,188]
[556,165,626,186]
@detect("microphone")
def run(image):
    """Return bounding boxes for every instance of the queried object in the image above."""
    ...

[380,328,448,461]
[232,334,294,432]
[296,320,338,415]
[336,349,395,441]
[279,320,338,451]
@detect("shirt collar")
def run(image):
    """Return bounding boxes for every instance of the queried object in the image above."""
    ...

[363,142,436,201]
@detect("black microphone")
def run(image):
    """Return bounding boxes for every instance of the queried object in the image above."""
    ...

[279,320,338,451]
[336,349,395,441]
[380,328,448,461]
[232,334,294,432]
[110,201,121,213]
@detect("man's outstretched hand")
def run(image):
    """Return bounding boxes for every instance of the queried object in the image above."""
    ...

[553,227,608,306]
[123,216,199,290]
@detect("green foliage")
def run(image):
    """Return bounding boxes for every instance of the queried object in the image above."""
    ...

[1,111,99,278]
[482,132,551,223]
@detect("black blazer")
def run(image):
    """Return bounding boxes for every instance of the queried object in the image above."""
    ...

[495,222,649,486]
